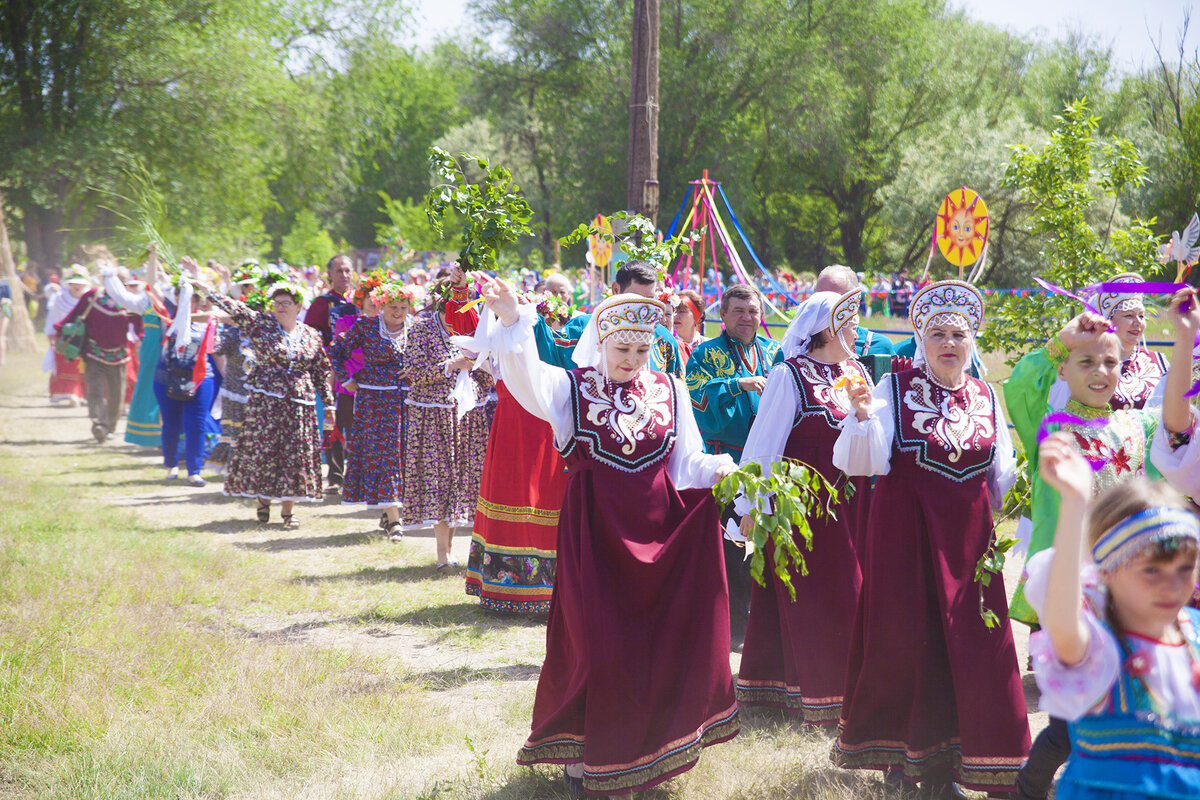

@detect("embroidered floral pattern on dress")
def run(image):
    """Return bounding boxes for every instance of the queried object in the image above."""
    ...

[785,355,870,427]
[1111,347,1167,411]
[891,371,997,480]
[563,368,678,471]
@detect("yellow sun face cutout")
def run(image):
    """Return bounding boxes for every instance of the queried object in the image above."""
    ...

[936,187,989,267]
[589,214,613,268]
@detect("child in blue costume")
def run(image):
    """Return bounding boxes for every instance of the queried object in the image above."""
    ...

[1030,435,1200,800]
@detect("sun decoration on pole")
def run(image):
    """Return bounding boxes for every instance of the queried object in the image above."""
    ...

[936,187,989,267]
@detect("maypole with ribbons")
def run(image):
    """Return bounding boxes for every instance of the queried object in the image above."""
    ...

[663,171,799,326]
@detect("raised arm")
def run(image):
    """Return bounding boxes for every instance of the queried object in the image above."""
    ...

[1037,433,1094,666]
[1161,288,1200,435]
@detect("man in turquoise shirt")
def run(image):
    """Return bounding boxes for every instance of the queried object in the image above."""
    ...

[685,284,781,459]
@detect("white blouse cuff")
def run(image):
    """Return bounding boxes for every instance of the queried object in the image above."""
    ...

[453,303,536,366]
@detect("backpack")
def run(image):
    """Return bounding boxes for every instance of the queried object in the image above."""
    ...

[163,329,205,401]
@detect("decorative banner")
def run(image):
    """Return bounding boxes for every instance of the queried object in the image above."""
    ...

[936,187,990,267]
[588,214,612,269]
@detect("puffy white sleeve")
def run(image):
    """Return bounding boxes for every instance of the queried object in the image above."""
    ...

[988,398,1018,510]
[668,376,735,490]
[832,376,894,477]
[739,364,797,470]
[457,304,573,446]
[101,269,150,313]
[1150,406,1200,498]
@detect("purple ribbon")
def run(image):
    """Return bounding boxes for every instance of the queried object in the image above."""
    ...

[1032,277,1108,321]
[1037,412,1110,472]
[1094,281,1190,294]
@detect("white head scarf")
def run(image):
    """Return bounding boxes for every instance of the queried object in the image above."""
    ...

[166,277,195,352]
[780,289,860,360]
[573,293,666,378]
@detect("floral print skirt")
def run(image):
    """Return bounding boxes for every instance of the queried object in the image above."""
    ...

[223,390,322,501]
[400,401,490,528]
[342,387,405,507]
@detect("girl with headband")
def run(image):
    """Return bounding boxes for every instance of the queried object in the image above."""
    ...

[1028,440,1200,799]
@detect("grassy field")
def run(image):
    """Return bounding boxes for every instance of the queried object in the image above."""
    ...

[0,341,1042,800]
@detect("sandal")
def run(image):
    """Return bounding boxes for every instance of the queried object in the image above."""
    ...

[256,498,270,524]
[281,513,299,529]
[385,520,403,541]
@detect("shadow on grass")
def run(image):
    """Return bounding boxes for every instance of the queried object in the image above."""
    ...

[356,601,546,631]
[236,531,377,551]
[292,564,446,585]
[415,662,542,689]
[474,767,575,800]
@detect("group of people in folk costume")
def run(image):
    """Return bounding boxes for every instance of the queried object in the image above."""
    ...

[39,244,1200,799]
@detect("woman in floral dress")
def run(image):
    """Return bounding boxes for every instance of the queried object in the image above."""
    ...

[202,274,331,527]
[330,283,413,539]
[401,277,494,569]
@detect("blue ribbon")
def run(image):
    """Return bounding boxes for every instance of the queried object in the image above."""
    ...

[716,183,801,306]
[664,189,691,240]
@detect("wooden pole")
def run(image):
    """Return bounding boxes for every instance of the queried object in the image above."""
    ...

[0,191,39,353]
[627,0,660,224]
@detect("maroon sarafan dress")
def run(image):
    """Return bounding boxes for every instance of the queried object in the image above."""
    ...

[736,354,868,724]
[516,367,739,795]
[831,368,1030,791]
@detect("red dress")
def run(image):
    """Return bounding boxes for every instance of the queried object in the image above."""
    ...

[465,379,567,613]
[1111,345,1166,410]
[832,369,1030,791]
[517,367,738,795]
[736,355,867,724]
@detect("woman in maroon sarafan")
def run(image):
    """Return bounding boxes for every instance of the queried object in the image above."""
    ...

[463,278,739,798]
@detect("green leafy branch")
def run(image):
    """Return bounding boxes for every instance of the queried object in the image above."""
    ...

[560,212,702,283]
[712,459,850,600]
[424,148,533,273]
[91,162,179,270]
[974,457,1030,629]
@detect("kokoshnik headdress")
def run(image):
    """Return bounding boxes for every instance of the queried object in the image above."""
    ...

[909,279,985,370]
[1094,272,1145,320]
[572,293,666,374]
[780,289,860,360]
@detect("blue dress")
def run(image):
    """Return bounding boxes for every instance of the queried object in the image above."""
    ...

[124,308,162,447]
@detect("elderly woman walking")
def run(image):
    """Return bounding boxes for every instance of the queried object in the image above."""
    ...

[199,262,331,527]
[330,281,414,539]
[400,276,494,569]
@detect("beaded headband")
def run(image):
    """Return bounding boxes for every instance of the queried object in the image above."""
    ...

[1092,506,1200,573]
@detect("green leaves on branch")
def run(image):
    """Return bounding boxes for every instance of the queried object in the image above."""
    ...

[712,459,849,601]
[974,531,1021,629]
[560,212,702,282]
[424,147,533,272]
[978,99,1161,364]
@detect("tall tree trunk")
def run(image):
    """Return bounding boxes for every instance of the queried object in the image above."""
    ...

[628,0,660,224]
[0,192,39,353]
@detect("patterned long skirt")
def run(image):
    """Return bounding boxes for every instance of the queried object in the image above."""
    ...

[401,401,490,528]
[465,382,566,614]
[223,391,323,501]
[342,387,405,508]
[206,390,246,473]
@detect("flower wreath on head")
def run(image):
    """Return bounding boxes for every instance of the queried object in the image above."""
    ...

[352,268,398,308]
[535,292,574,325]
[657,290,682,309]
[232,259,262,286]
[370,282,416,307]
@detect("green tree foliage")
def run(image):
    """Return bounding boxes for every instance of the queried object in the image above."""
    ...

[279,209,338,267]
[977,100,1160,363]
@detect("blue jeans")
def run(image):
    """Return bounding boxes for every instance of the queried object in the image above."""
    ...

[153,377,216,476]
